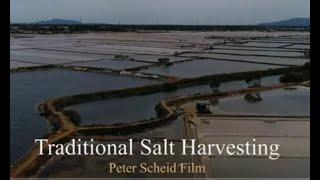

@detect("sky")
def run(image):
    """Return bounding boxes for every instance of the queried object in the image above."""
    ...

[10,0,310,25]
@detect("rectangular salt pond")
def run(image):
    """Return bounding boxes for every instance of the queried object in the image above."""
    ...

[10,60,43,69]
[10,69,160,164]
[203,136,309,157]
[241,42,292,48]
[140,59,282,78]
[206,48,303,57]
[247,39,309,44]
[201,119,309,137]
[211,87,310,116]
[287,44,310,49]
[209,157,309,178]
[11,49,112,62]
[182,53,308,66]
[67,76,280,126]
[53,45,175,57]
[68,59,151,70]
[212,45,303,52]
[129,54,191,63]
[10,53,76,64]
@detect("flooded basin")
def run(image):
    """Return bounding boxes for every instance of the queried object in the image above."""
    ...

[10,60,43,69]
[206,48,303,57]
[11,49,113,62]
[203,136,309,157]
[10,53,77,64]
[182,53,308,66]
[287,44,310,49]
[212,45,304,52]
[67,76,280,126]
[140,59,282,78]
[129,54,192,63]
[211,87,310,116]
[242,42,293,48]
[68,59,151,70]
[201,118,309,137]
[10,69,160,164]
[209,157,309,178]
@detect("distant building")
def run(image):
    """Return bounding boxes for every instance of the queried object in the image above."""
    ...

[196,100,211,114]
[304,50,310,59]
[158,57,170,64]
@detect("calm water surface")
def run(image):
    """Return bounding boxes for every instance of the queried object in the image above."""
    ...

[10,69,160,163]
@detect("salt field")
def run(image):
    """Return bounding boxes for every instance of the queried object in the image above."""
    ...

[10,30,310,178]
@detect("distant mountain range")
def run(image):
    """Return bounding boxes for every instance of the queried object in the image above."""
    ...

[36,18,82,25]
[34,18,310,27]
[258,18,310,27]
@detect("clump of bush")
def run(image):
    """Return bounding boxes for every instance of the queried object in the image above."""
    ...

[113,54,129,60]
[279,62,310,83]
[244,93,263,103]
[279,71,310,83]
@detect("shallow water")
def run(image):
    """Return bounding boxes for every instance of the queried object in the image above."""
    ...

[10,53,76,64]
[130,54,191,63]
[140,59,282,78]
[183,53,308,66]
[212,87,310,116]
[10,69,160,163]
[287,44,310,49]
[69,59,151,70]
[243,42,291,48]
[68,76,280,126]
[207,49,303,57]
[10,60,43,68]
[11,49,111,62]
[210,157,309,178]
[213,45,303,52]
